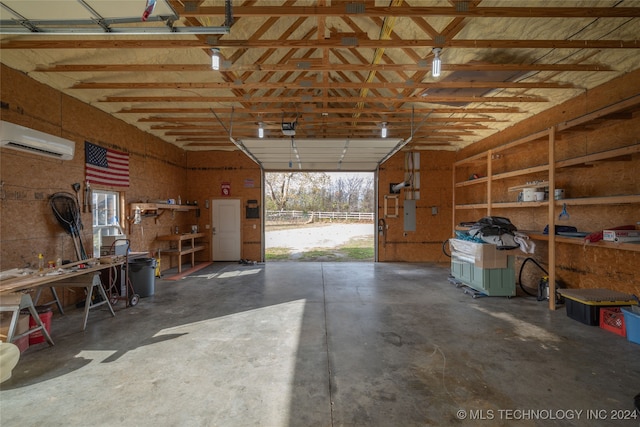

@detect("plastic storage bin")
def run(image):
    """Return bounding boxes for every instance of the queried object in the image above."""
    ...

[565,298,599,326]
[129,258,157,297]
[621,306,640,345]
[558,288,637,327]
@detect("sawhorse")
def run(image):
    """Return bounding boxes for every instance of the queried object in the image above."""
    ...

[34,286,65,315]
[0,292,54,346]
[57,272,115,331]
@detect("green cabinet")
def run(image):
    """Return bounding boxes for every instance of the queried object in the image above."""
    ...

[451,255,516,297]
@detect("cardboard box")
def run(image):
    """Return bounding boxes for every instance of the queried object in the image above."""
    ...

[0,313,30,352]
[449,239,509,269]
[602,229,640,242]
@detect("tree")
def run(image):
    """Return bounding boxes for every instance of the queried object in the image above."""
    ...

[344,175,365,211]
[265,172,295,211]
[359,176,374,211]
[265,172,372,212]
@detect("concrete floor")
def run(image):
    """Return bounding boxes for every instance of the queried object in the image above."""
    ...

[1,262,639,427]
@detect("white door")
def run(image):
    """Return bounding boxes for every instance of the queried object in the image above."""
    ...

[211,199,241,261]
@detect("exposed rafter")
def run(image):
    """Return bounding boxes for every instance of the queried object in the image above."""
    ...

[177,5,640,19]
[34,63,613,73]
[1,0,638,169]
[3,39,639,49]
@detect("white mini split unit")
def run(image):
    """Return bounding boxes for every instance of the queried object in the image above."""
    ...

[0,120,75,160]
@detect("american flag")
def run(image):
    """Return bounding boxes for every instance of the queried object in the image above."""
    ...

[85,141,130,187]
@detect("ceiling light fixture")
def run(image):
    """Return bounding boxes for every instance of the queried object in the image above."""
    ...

[432,47,442,78]
[381,122,388,138]
[258,122,264,138]
[211,48,221,70]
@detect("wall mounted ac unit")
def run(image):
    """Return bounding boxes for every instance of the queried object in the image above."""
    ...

[0,120,75,160]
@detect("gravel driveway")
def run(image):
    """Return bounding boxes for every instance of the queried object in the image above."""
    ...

[266,223,374,252]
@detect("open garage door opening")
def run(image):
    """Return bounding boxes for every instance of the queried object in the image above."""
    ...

[265,172,375,262]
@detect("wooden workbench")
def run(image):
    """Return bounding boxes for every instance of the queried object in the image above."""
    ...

[156,233,206,273]
[0,257,125,336]
[0,257,124,295]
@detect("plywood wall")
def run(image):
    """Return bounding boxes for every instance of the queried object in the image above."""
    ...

[377,150,456,262]
[185,150,262,262]
[456,69,640,297]
[0,66,219,307]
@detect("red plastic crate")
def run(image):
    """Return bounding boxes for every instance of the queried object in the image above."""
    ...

[599,307,626,337]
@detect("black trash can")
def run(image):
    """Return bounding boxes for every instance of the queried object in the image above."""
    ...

[129,258,156,297]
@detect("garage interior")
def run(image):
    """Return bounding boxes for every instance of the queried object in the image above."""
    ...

[1,1,639,425]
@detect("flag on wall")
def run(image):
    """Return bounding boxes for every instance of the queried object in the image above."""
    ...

[85,141,130,187]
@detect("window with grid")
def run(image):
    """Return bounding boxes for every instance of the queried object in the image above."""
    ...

[92,190,123,256]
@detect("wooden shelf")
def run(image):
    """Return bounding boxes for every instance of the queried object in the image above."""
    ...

[157,232,206,241]
[163,245,206,255]
[454,176,488,187]
[129,202,200,223]
[492,201,549,208]
[156,233,207,273]
[493,165,549,181]
[556,94,640,132]
[131,203,199,212]
[491,129,550,154]
[507,181,549,192]
[555,195,640,206]
[454,203,488,210]
[559,239,640,252]
[452,96,640,311]
[454,151,488,167]
[526,231,640,252]
[556,143,640,169]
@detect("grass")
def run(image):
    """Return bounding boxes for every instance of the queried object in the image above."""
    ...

[265,247,293,260]
[265,235,374,262]
[299,250,338,261]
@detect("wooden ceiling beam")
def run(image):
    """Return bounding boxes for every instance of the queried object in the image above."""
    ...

[328,33,390,101]
[177,6,640,18]
[409,16,439,40]
[167,128,476,137]
[175,141,235,146]
[6,39,638,49]
[72,81,575,90]
[396,10,470,110]
[35,63,612,72]
[150,123,491,130]
[246,26,319,105]
[140,116,501,123]
[233,15,296,77]
[118,107,520,114]
[174,137,236,142]
[101,94,547,103]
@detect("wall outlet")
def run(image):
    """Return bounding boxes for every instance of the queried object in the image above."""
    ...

[205,224,210,229]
